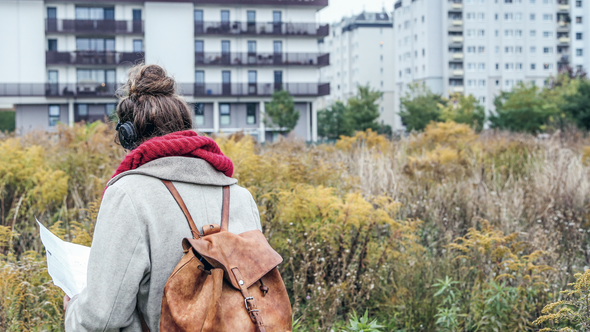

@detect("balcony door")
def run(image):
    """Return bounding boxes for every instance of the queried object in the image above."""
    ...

[195,71,205,95]
[132,9,142,33]
[247,10,256,33]
[247,41,256,64]
[221,10,230,32]
[221,40,230,65]
[222,71,231,95]
[272,11,282,34]
[248,70,257,95]
[195,40,204,64]
[194,10,204,34]
[47,7,57,32]
[273,41,283,65]
[48,70,59,96]
[274,71,283,91]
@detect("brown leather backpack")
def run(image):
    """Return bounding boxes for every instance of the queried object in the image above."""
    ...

[144,180,292,332]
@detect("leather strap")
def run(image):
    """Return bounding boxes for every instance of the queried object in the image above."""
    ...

[220,186,230,231]
[231,267,267,332]
[162,180,201,239]
[138,308,150,332]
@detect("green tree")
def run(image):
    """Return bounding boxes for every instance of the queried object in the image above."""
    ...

[561,79,590,130]
[264,90,299,132]
[439,93,486,132]
[0,110,15,133]
[347,84,383,132]
[489,83,560,133]
[399,83,445,131]
[317,101,355,139]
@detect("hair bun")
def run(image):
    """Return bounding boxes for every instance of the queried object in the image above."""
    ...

[128,64,175,99]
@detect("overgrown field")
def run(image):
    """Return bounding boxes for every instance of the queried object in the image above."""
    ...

[1,122,590,331]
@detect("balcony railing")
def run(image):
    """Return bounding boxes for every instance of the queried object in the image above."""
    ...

[0,82,330,98]
[186,83,329,97]
[46,19,143,34]
[195,53,329,67]
[46,51,144,65]
[194,21,329,37]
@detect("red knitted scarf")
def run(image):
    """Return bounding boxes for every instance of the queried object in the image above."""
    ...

[110,130,234,181]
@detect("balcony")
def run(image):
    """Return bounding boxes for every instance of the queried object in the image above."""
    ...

[46,19,143,35]
[451,53,464,60]
[194,21,329,37]
[452,69,464,76]
[188,83,330,97]
[0,82,330,98]
[451,36,464,43]
[450,3,463,10]
[558,37,571,44]
[46,51,144,66]
[558,4,570,11]
[195,53,329,67]
[452,87,465,93]
[451,20,463,26]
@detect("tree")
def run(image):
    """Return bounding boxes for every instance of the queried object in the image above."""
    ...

[399,83,445,131]
[347,84,383,132]
[317,101,355,140]
[489,83,560,133]
[439,93,486,132]
[264,90,299,132]
[560,79,590,130]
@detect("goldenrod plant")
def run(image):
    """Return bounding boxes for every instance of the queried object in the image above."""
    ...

[0,121,589,330]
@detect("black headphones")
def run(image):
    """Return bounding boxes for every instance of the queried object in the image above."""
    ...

[116,121,138,150]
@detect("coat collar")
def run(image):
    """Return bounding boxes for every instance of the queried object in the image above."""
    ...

[107,157,238,187]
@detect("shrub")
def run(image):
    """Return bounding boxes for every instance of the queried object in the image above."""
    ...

[264,90,299,133]
[439,93,486,132]
[0,111,15,133]
[399,83,445,132]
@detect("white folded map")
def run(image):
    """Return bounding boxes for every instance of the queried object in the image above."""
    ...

[37,219,91,298]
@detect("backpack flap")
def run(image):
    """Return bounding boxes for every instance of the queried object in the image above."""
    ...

[182,229,283,290]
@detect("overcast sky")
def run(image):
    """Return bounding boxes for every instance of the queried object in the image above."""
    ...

[316,0,395,24]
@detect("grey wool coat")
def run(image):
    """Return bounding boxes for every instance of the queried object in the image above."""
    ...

[64,157,262,332]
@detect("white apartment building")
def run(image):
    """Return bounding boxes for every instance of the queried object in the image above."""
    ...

[0,0,330,142]
[317,12,397,130]
[393,0,578,124]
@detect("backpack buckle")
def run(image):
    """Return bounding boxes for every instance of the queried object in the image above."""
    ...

[244,296,254,311]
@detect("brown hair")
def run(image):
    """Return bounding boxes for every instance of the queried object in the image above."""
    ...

[115,64,193,145]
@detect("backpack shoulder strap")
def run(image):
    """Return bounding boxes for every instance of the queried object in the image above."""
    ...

[162,180,201,239]
[220,186,230,231]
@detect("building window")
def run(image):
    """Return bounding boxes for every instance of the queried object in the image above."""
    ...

[76,38,115,51]
[530,13,536,20]
[422,49,425,56]
[49,105,60,127]
[246,104,256,125]
[422,15,425,22]
[194,10,204,22]
[47,7,57,19]
[495,80,500,86]
[515,30,522,37]
[505,30,513,37]
[576,16,583,23]
[505,13,513,20]
[516,63,523,70]
[543,47,553,53]
[48,39,58,51]
[577,49,583,56]
[247,10,256,23]
[133,39,143,52]
[479,80,486,87]
[530,30,536,37]
[577,32,583,40]
[221,10,230,22]
[220,104,230,125]
[75,7,114,20]
[576,0,582,6]
[543,31,553,38]
[531,63,536,70]
[530,46,536,53]
[543,63,553,69]
[133,9,141,21]
[478,46,485,53]
[543,14,553,21]
[496,63,499,70]
[195,103,205,126]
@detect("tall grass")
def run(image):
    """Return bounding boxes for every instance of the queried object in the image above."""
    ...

[0,122,589,331]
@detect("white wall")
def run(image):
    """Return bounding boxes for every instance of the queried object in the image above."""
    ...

[145,2,195,83]
[0,1,46,83]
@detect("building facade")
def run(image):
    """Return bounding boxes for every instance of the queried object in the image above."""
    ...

[317,12,396,130]
[0,0,329,142]
[393,0,580,126]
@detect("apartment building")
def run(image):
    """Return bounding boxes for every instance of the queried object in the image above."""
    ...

[393,0,575,125]
[317,12,397,130]
[0,0,329,142]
